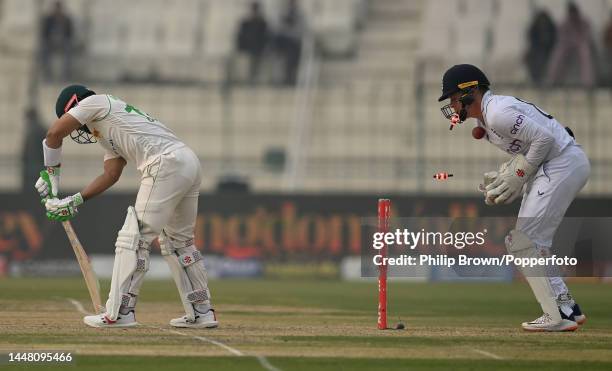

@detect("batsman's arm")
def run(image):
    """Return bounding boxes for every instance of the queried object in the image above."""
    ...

[36,114,84,200]
[80,157,127,201]
[46,113,82,149]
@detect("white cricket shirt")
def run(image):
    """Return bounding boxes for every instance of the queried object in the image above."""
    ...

[67,94,185,171]
[477,91,574,166]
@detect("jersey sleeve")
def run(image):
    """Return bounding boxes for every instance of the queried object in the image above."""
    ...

[67,95,111,125]
[103,149,121,162]
[490,107,554,166]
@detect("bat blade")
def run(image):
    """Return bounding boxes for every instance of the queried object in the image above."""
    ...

[62,221,104,314]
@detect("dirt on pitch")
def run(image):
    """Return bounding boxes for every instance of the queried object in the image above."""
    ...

[1,299,611,362]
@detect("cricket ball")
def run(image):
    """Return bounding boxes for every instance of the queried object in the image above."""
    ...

[472,126,486,140]
[396,322,405,330]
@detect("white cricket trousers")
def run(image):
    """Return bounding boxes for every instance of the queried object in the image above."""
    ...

[135,146,202,246]
[517,143,590,296]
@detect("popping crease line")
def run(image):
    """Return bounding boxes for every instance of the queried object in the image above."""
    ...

[256,355,284,371]
[164,329,244,357]
[65,298,283,371]
[67,298,88,315]
[471,348,504,360]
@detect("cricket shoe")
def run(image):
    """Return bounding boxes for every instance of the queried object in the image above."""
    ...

[83,311,138,328]
[170,309,218,329]
[557,294,586,325]
[521,313,578,332]
[560,303,586,325]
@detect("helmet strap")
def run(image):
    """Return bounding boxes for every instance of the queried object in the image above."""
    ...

[458,88,476,122]
[458,107,468,122]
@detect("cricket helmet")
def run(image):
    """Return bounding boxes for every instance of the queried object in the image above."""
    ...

[438,64,490,102]
[439,64,490,124]
[55,84,97,144]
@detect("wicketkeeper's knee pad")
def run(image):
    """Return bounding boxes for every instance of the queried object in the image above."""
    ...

[505,229,538,257]
[105,206,150,320]
[159,231,211,321]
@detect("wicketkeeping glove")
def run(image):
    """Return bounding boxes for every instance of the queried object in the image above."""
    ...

[485,154,537,205]
[478,171,499,206]
[35,167,60,199]
[45,193,84,222]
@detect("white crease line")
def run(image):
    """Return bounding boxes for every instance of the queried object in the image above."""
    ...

[65,298,283,371]
[65,298,242,356]
[67,298,90,315]
[472,348,504,360]
[164,328,244,357]
[161,328,283,371]
[256,355,284,371]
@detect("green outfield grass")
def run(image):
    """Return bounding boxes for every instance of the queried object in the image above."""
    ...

[2,356,612,371]
[0,278,611,370]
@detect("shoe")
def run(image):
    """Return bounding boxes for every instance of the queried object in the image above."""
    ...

[565,303,586,325]
[521,313,578,332]
[84,311,138,328]
[170,309,218,328]
[557,293,586,325]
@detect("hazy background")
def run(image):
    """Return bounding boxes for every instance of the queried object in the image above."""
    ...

[1,0,611,281]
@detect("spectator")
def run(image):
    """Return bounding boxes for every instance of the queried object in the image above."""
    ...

[524,10,556,86]
[236,2,269,85]
[545,2,595,88]
[274,0,305,86]
[21,108,47,192]
[603,11,612,86]
[40,1,74,81]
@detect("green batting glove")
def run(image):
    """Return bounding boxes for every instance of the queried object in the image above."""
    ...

[45,193,83,222]
[35,167,60,201]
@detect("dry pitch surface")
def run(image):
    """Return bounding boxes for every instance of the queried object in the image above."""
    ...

[0,278,611,370]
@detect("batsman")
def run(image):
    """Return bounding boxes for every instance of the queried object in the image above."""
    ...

[438,65,590,332]
[35,85,218,329]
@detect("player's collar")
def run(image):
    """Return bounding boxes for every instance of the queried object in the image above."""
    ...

[480,90,493,115]
[478,91,493,128]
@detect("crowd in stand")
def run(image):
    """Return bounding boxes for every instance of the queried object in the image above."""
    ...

[38,0,307,86]
[39,1,74,81]
[36,0,612,88]
[236,0,305,86]
[525,2,612,88]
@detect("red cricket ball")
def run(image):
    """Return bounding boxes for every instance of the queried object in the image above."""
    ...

[472,126,486,139]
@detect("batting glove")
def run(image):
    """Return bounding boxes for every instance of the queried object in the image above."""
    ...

[485,154,537,205]
[35,167,60,199]
[45,193,84,222]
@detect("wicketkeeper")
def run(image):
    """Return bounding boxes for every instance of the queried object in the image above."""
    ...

[438,65,590,332]
[35,85,218,329]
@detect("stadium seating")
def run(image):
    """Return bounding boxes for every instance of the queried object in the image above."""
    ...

[1,0,612,195]
[0,0,38,55]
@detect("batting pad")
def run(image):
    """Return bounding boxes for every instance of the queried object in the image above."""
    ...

[106,206,149,320]
[160,232,211,322]
[505,229,561,322]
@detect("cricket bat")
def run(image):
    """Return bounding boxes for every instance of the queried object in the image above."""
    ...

[62,221,104,314]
